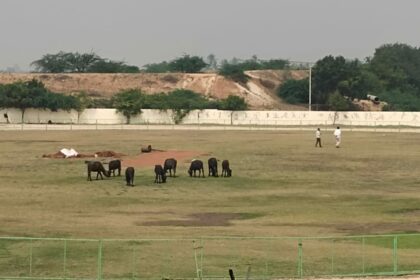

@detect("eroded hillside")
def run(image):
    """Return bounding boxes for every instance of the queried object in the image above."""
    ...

[0,70,308,110]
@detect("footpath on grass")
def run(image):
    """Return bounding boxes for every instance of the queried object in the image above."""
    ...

[1,123,420,133]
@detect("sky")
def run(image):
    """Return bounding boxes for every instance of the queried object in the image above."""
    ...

[1,0,419,71]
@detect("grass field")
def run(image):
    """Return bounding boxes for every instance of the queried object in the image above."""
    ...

[1,129,420,278]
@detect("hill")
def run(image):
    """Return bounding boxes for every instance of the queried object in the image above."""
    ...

[0,70,308,110]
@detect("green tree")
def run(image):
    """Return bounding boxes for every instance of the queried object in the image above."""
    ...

[31,51,139,73]
[89,60,140,73]
[369,43,420,91]
[312,55,349,104]
[111,89,145,124]
[206,54,218,71]
[218,95,248,110]
[0,79,80,121]
[277,79,309,104]
[66,52,102,72]
[31,51,70,73]
[218,62,249,84]
[168,55,207,73]
[142,61,170,73]
[327,92,354,111]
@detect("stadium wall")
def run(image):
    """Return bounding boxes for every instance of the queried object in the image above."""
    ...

[1,108,420,126]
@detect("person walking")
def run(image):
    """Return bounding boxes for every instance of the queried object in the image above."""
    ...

[315,128,322,147]
[333,126,342,148]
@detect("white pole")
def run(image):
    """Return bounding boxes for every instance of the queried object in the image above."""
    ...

[309,66,312,111]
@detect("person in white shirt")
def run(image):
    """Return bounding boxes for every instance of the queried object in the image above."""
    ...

[333,126,342,148]
[315,128,322,147]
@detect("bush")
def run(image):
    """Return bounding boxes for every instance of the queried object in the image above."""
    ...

[218,96,248,110]
[277,79,309,104]
[219,63,249,84]
[378,89,420,111]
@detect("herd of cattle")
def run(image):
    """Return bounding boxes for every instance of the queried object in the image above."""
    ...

[85,158,232,187]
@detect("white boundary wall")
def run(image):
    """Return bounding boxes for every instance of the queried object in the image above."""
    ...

[1,108,420,127]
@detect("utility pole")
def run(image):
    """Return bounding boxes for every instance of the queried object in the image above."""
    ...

[309,66,312,111]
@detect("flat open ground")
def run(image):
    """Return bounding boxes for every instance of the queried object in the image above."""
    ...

[1,129,420,278]
[1,129,420,238]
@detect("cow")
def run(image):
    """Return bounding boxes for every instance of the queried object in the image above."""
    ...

[85,161,110,181]
[154,165,167,183]
[164,158,177,177]
[208,157,219,177]
[188,159,205,178]
[108,159,121,176]
[221,160,232,177]
[125,167,135,186]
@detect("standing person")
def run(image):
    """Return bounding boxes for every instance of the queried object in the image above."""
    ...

[334,126,342,148]
[315,128,322,147]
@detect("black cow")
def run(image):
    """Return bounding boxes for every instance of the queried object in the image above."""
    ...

[208,157,219,177]
[85,161,110,181]
[125,167,135,186]
[164,158,177,177]
[221,160,232,177]
[108,159,121,176]
[188,160,205,178]
[154,165,167,183]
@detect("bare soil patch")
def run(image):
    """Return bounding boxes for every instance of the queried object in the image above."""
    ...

[141,213,244,227]
[122,150,205,168]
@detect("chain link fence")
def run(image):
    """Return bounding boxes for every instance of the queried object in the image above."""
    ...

[1,234,420,279]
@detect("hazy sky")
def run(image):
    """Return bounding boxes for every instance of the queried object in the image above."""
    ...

[1,0,419,71]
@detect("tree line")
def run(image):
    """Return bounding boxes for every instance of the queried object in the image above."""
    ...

[0,80,247,123]
[278,43,420,111]
[30,51,290,83]
[9,43,420,111]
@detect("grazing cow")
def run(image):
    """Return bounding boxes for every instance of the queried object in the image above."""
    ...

[125,167,135,186]
[108,159,121,176]
[154,165,167,183]
[164,158,177,177]
[221,160,232,177]
[188,159,205,178]
[85,161,110,181]
[208,157,219,177]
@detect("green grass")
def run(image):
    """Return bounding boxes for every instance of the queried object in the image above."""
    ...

[1,129,420,278]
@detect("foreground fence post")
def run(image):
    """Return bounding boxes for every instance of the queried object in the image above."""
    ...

[97,240,103,280]
[393,235,398,275]
[63,239,67,278]
[362,236,365,274]
[29,239,33,277]
[193,240,203,280]
[297,239,303,278]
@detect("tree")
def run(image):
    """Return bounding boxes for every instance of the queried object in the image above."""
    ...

[66,52,102,72]
[327,92,354,111]
[312,55,349,104]
[111,89,145,124]
[31,51,70,73]
[369,43,420,91]
[31,51,139,73]
[218,96,248,110]
[142,61,170,73]
[89,60,140,73]
[0,79,80,122]
[206,54,218,71]
[277,79,309,104]
[168,55,207,73]
[218,62,249,84]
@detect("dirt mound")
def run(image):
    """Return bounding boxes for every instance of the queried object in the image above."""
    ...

[42,150,124,158]
[94,150,125,157]
[122,150,205,168]
[42,152,92,158]
[0,70,308,110]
